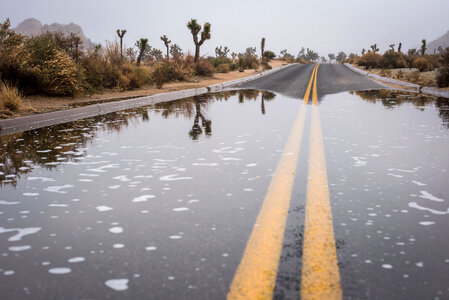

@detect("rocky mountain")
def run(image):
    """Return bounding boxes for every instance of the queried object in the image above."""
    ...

[14,18,96,49]
[427,30,449,54]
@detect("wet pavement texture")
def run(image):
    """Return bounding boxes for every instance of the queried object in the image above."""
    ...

[1,88,449,299]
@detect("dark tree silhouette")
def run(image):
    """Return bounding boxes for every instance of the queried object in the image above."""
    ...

[160,35,171,61]
[187,19,211,63]
[421,39,427,56]
[261,37,265,61]
[116,29,127,58]
[136,38,149,65]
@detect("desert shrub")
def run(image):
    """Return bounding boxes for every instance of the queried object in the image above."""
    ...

[396,70,404,79]
[209,57,232,68]
[379,69,392,77]
[406,71,420,83]
[413,57,431,72]
[151,61,194,88]
[436,47,449,87]
[380,52,408,69]
[436,67,449,87]
[194,59,214,76]
[356,53,382,69]
[151,63,169,89]
[238,58,244,72]
[263,50,276,60]
[216,63,230,73]
[251,61,259,70]
[0,82,22,111]
[261,60,272,70]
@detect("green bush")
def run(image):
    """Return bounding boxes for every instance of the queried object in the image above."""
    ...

[209,57,232,68]
[216,63,230,73]
[413,57,431,72]
[194,59,215,76]
[263,50,275,60]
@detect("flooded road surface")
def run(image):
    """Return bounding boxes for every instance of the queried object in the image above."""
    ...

[1,87,449,299]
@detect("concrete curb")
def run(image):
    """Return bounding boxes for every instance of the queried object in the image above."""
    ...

[0,63,295,136]
[344,63,449,99]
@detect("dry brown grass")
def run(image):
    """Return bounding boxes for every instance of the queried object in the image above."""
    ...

[0,82,23,112]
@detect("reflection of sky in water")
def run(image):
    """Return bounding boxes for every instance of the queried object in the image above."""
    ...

[321,91,449,299]
[0,89,448,298]
[0,90,298,298]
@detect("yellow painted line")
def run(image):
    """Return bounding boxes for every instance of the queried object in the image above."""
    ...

[227,66,317,300]
[303,65,318,105]
[301,65,342,300]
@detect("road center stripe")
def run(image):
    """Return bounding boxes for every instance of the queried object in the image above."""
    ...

[300,65,342,299]
[227,65,316,300]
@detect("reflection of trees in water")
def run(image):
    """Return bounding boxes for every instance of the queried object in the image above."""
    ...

[352,90,449,128]
[0,90,276,186]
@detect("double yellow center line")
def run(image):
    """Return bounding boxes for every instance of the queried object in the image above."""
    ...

[228,64,341,300]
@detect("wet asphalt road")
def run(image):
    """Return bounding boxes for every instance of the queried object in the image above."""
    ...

[237,63,384,98]
[1,64,449,299]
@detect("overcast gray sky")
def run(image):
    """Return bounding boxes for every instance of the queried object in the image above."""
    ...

[2,0,449,57]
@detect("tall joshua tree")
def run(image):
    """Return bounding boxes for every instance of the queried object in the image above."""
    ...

[261,37,265,61]
[116,29,127,58]
[421,39,427,56]
[160,35,171,61]
[187,19,211,63]
[136,38,149,65]
[398,42,402,53]
[370,44,379,54]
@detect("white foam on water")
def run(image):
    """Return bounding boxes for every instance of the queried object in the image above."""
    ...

[109,227,123,234]
[388,168,415,173]
[44,185,74,194]
[9,245,31,252]
[173,207,189,212]
[113,175,131,182]
[49,204,68,207]
[105,279,129,291]
[49,268,71,275]
[187,199,200,204]
[419,221,435,226]
[352,157,367,167]
[113,244,125,249]
[68,257,85,263]
[387,173,403,178]
[169,235,182,239]
[419,191,444,202]
[382,264,393,269]
[96,206,113,212]
[0,201,19,205]
[220,157,242,161]
[78,179,93,182]
[79,173,99,177]
[27,177,55,182]
[412,180,426,186]
[4,270,15,275]
[145,246,157,251]
[22,192,39,197]
[246,163,257,167]
[408,202,449,215]
[243,188,253,192]
[192,163,219,167]
[108,185,121,189]
[0,227,41,241]
[213,147,244,154]
[132,195,155,202]
[159,174,193,181]
[87,163,119,173]
[415,261,424,267]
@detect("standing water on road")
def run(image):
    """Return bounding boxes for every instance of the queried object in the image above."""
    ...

[1,89,449,299]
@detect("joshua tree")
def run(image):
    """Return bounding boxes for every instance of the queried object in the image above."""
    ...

[187,19,211,63]
[160,35,171,61]
[398,43,402,53]
[215,46,230,58]
[170,44,183,60]
[328,53,335,63]
[135,38,149,65]
[389,44,395,52]
[116,29,127,58]
[421,39,427,56]
[231,52,238,60]
[361,48,366,55]
[370,44,379,54]
[336,51,347,63]
[261,37,265,61]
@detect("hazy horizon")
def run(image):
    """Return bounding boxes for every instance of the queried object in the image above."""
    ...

[2,0,449,58]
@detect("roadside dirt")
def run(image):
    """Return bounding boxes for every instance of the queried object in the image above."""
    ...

[13,60,287,118]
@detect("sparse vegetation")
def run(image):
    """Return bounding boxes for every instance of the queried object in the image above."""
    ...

[0,82,23,112]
